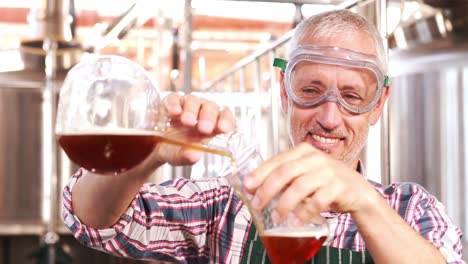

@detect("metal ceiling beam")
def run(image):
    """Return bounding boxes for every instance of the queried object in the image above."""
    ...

[213,0,363,10]
[214,0,350,5]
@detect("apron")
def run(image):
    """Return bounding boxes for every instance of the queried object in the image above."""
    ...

[240,224,374,264]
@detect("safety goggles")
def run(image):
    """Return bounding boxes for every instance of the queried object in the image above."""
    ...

[274,45,389,114]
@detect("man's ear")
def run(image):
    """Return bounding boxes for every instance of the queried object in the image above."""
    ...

[369,86,390,125]
[280,71,289,113]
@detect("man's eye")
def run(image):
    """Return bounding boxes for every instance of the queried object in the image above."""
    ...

[301,86,321,94]
[342,93,363,101]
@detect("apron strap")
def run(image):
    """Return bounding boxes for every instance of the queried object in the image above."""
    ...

[312,246,374,264]
[240,222,269,264]
[240,224,374,264]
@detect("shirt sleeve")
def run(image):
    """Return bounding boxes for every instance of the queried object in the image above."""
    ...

[397,183,465,264]
[62,168,251,263]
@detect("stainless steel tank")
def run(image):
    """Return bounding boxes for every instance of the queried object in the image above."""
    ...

[386,2,468,259]
[0,70,78,235]
[0,81,44,233]
[388,43,468,211]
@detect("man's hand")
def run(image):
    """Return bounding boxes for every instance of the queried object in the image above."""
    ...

[242,143,447,263]
[243,142,378,224]
[149,93,237,168]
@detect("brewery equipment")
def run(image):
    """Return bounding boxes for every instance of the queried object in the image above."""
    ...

[386,1,468,259]
[0,1,156,263]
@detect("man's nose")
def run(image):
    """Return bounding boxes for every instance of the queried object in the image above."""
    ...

[315,101,343,130]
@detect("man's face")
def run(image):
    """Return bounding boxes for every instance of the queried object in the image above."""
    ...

[281,32,389,167]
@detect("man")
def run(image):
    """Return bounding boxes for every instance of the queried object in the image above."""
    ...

[63,10,463,263]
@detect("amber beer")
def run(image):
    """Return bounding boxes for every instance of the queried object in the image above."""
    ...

[261,227,327,264]
[58,129,160,175]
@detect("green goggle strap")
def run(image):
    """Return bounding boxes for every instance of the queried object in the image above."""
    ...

[383,76,389,87]
[273,58,287,72]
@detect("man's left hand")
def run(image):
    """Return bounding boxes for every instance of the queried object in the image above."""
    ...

[243,142,379,224]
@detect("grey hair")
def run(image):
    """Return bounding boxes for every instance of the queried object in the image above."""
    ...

[289,9,388,73]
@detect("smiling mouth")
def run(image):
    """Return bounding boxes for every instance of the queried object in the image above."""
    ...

[311,133,342,144]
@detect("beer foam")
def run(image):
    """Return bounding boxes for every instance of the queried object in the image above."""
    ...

[57,128,160,136]
[263,227,328,238]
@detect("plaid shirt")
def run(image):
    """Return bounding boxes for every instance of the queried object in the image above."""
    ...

[63,168,464,263]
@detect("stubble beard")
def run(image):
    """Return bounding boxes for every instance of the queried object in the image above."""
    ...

[290,123,369,168]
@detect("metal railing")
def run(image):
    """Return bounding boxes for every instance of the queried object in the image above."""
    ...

[202,29,294,158]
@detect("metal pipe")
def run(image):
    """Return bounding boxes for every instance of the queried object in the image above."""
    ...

[238,68,250,136]
[253,59,262,144]
[182,0,193,93]
[376,0,388,54]
[28,0,72,40]
[462,68,468,250]
[376,0,390,185]
[268,50,280,155]
[294,3,304,27]
[42,39,59,264]
[92,1,139,51]
[44,0,71,40]
[228,75,236,113]
[440,68,463,229]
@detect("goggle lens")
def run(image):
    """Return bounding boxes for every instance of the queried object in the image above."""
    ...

[289,61,379,110]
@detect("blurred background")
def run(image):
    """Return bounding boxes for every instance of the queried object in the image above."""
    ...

[0,0,466,263]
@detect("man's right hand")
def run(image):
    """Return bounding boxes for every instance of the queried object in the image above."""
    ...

[148,93,237,169]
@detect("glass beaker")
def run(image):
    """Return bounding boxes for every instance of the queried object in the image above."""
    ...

[55,54,168,175]
[218,134,329,264]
